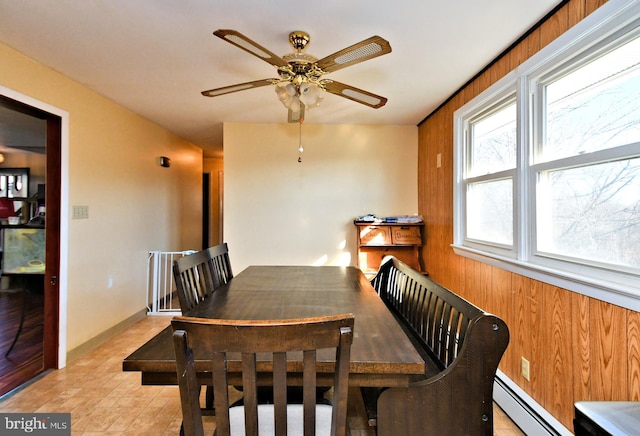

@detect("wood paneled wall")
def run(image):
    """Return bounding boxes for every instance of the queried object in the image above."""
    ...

[417,0,640,430]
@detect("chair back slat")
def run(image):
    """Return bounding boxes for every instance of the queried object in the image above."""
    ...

[241,352,259,436]
[173,250,215,313]
[303,350,317,435]
[172,314,354,436]
[273,353,288,435]
[332,326,353,433]
[212,352,231,434]
[207,243,233,288]
[172,330,205,436]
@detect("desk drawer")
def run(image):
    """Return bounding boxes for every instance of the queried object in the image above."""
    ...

[391,226,421,245]
[359,226,391,246]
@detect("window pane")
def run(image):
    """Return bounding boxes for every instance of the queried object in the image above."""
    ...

[543,36,640,161]
[537,158,640,268]
[469,102,517,176]
[466,179,513,245]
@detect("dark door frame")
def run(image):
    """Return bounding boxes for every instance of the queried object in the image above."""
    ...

[0,92,62,370]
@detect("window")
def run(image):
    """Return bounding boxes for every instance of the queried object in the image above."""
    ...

[534,32,640,271]
[540,36,640,162]
[454,1,640,310]
[464,98,517,250]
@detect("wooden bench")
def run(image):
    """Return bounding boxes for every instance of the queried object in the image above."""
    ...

[364,256,510,435]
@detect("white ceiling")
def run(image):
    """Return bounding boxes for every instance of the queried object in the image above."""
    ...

[0,0,561,157]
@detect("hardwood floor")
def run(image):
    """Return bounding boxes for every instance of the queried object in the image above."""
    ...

[0,282,44,397]
[0,315,524,435]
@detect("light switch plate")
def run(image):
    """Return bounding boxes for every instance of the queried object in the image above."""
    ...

[72,205,89,219]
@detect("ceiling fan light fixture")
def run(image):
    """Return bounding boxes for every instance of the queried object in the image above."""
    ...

[275,83,299,109]
[275,82,295,98]
[299,83,309,94]
[299,83,324,108]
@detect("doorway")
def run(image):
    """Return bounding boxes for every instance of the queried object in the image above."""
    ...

[202,158,224,248]
[0,94,61,396]
[202,172,210,249]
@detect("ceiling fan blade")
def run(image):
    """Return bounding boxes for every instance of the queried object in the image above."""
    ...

[201,79,276,97]
[316,36,391,73]
[214,29,289,68]
[288,104,305,123]
[323,81,387,109]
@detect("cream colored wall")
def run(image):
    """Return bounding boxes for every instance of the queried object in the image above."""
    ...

[224,122,418,271]
[0,42,203,354]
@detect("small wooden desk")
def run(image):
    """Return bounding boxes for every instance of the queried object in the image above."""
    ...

[123,266,426,387]
[354,222,424,278]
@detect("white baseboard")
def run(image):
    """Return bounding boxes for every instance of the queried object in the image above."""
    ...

[493,370,573,436]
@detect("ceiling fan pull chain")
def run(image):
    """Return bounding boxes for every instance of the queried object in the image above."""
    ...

[297,120,303,163]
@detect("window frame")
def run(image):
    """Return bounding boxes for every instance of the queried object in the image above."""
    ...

[453,0,640,312]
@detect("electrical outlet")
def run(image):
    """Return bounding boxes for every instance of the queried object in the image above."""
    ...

[521,357,530,381]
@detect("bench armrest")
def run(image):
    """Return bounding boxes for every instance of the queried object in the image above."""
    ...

[377,314,509,436]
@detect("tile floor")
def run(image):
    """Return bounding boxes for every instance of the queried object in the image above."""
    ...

[0,315,524,435]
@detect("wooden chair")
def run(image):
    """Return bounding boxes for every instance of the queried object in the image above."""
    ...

[206,243,233,289]
[171,314,355,436]
[173,250,215,313]
[173,250,218,411]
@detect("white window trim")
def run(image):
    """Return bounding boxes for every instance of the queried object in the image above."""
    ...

[453,0,640,313]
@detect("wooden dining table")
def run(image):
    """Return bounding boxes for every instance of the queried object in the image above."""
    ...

[122,265,426,388]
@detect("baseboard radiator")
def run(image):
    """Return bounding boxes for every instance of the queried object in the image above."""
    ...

[493,370,573,436]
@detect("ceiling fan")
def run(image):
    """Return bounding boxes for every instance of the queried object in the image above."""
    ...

[202,29,392,122]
